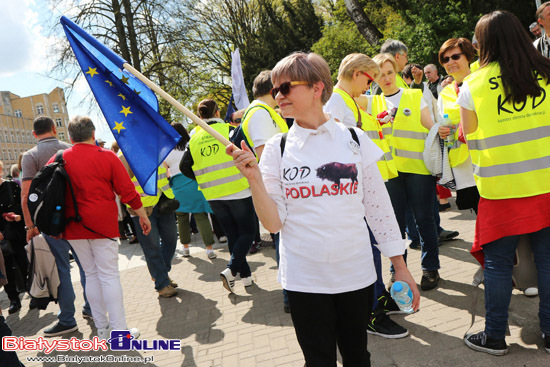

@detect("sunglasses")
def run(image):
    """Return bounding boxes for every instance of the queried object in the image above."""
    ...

[270,81,309,99]
[441,53,464,64]
[359,71,375,86]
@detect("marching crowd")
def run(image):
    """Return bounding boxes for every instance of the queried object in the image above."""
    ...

[2,6,550,367]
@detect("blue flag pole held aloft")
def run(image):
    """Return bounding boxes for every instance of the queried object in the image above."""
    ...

[60,16,232,195]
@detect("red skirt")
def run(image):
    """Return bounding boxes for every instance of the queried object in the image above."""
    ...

[471,193,550,266]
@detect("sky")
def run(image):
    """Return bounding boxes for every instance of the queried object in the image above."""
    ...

[0,0,116,144]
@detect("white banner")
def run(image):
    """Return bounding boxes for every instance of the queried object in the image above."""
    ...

[231,49,250,110]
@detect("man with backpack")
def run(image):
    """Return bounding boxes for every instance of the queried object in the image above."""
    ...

[48,116,150,340]
[21,116,91,337]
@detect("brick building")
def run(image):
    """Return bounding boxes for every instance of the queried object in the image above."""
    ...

[0,87,70,177]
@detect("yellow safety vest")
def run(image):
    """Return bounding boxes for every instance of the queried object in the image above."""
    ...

[333,88,398,180]
[470,60,480,73]
[439,84,471,167]
[465,62,550,199]
[130,165,175,208]
[396,74,410,89]
[371,89,430,175]
[241,101,289,153]
[190,122,249,200]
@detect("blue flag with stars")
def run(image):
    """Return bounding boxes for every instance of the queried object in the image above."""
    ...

[60,16,180,196]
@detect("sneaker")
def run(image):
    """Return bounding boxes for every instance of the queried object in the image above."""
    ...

[97,326,111,341]
[44,322,78,337]
[242,276,253,287]
[182,248,190,257]
[543,333,550,354]
[220,268,236,293]
[439,229,459,242]
[421,270,440,290]
[207,250,217,259]
[377,290,406,315]
[157,285,177,298]
[249,242,261,254]
[409,240,420,249]
[82,310,93,320]
[169,277,178,288]
[439,203,451,212]
[464,331,508,356]
[129,236,139,244]
[367,313,409,339]
[523,287,538,297]
[218,236,228,243]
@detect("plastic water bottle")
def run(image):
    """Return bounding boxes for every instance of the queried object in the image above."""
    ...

[441,113,455,148]
[390,281,414,314]
[51,205,63,226]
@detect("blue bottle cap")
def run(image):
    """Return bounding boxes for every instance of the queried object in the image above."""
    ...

[56,206,62,210]
[393,281,403,292]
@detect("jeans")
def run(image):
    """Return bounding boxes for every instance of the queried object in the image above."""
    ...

[406,194,443,242]
[369,228,385,310]
[132,206,178,291]
[274,233,289,306]
[209,197,255,278]
[70,239,127,330]
[44,235,91,326]
[385,173,439,271]
[483,227,550,339]
[287,286,373,367]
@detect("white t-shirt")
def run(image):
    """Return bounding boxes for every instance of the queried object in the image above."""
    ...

[439,83,477,190]
[247,101,283,151]
[456,82,476,111]
[164,148,184,177]
[259,118,406,294]
[366,88,428,115]
[323,92,357,127]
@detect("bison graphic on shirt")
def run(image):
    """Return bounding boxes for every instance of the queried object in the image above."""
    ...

[316,162,358,185]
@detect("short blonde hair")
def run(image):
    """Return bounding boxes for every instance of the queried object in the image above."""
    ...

[271,52,333,104]
[373,53,398,72]
[338,53,380,81]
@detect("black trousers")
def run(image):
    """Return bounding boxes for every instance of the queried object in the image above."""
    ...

[287,285,374,367]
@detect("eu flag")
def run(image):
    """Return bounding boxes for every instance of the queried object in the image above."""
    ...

[60,16,180,195]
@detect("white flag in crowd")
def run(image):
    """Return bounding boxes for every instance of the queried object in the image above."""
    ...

[231,48,250,110]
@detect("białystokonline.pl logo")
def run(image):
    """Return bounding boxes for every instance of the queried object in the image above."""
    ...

[3,330,181,354]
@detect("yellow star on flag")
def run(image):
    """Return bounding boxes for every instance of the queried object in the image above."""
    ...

[133,89,141,95]
[121,75,129,84]
[85,67,98,78]
[105,80,113,87]
[112,121,126,134]
[120,105,133,117]
[118,93,126,101]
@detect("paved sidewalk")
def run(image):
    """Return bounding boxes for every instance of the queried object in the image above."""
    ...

[2,200,549,366]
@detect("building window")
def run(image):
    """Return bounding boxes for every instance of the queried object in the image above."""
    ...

[53,104,59,113]
[14,110,22,118]
[4,132,8,142]
[36,104,44,115]
[11,133,15,142]
[59,132,65,141]
[56,118,63,127]
[7,151,11,160]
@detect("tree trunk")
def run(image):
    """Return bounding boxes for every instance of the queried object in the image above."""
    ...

[344,0,383,45]
[121,0,141,71]
[111,0,131,61]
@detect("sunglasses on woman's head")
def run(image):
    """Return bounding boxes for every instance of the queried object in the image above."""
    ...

[270,81,309,99]
[441,53,464,64]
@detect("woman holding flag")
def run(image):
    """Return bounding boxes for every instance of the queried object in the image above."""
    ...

[227,52,418,366]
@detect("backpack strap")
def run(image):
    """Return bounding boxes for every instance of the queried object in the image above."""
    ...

[279,127,359,158]
[280,133,288,157]
[348,127,360,146]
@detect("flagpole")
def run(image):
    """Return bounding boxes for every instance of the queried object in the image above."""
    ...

[123,63,232,147]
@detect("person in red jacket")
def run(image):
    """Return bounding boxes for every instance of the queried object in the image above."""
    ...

[48,116,151,340]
